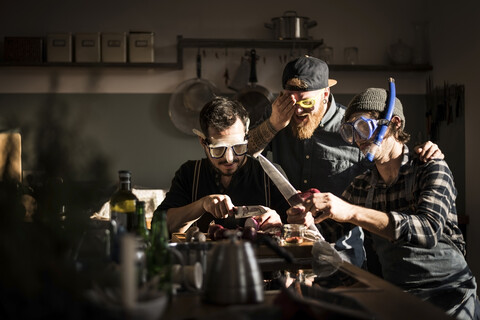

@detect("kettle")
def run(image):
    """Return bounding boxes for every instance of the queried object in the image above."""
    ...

[203,231,264,305]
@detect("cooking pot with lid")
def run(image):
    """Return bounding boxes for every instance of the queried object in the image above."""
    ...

[265,11,317,40]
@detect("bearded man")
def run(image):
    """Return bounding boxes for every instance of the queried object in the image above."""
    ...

[157,97,288,234]
[247,56,443,267]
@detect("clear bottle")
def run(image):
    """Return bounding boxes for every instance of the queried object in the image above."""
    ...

[147,210,172,295]
[110,170,138,233]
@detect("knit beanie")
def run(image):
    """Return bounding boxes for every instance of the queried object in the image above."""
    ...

[345,88,405,129]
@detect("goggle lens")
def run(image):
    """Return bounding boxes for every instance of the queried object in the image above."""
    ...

[340,117,389,145]
[296,97,316,108]
[207,143,248,159]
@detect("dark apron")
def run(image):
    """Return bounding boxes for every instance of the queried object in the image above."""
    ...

[365,168,480,320]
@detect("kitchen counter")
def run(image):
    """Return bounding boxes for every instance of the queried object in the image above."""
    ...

[164,233,452,320]
[162,260,452,320]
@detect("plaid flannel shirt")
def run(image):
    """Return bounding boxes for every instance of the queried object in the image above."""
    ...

[342,146,466,255]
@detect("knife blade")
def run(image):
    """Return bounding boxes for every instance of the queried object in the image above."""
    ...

[232,205,268,219]
[257,154,313,206]
[257,154,324,240]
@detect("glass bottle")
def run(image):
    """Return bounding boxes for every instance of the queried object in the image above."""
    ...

[135,201,149,285]
[147,210,172,295]
[135,201,149,240]
[110,170,138,233]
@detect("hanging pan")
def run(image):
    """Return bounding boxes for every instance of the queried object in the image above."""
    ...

[234,49,274,128]
[169,52,219,135]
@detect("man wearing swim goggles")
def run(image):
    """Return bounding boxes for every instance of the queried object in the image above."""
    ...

[157,97,288,234]
[340,116,390,146]
[288,88,480,318]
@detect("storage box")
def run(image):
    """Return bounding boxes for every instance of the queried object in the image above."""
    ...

[75,32,100,63]
[46,33,72,62]
[4,37,43,63]
[101,32,126,63]
[128,32,154,63]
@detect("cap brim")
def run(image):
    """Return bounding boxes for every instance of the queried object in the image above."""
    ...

[328,79,337,87]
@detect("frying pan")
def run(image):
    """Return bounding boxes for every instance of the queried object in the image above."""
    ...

[234,49,274,128]
[169,53,219,135]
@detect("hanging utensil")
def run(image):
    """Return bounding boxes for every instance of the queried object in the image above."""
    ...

[234,49,274,128]
[168,52,219,135]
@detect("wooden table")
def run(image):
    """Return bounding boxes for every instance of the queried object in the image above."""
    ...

[166,234,453,320]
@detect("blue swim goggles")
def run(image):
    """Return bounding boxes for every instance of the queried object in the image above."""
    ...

[340,116,390,145]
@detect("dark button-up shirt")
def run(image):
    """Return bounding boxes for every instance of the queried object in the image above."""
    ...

[266,95,370,197]
[157,156,289,232]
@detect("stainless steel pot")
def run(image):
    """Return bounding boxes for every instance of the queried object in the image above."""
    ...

[265,11,317,40]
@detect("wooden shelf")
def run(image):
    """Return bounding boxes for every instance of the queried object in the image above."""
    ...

[0,35,433,72]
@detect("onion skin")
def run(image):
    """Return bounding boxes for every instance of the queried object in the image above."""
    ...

[213,227,229,241]
[242,226,257,241]
[207,224,224,240]
[244,217,260,231]
[299,188,320,200]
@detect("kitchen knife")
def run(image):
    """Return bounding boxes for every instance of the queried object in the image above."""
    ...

[232,205,268,219]
[257,154,324,240]
[257,154,317,206]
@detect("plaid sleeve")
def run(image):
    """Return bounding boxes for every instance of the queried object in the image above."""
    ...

[391,160,457,248]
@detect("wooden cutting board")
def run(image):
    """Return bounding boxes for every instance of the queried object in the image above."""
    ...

[171,232,313,259]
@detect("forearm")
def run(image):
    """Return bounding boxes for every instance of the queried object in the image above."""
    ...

[166,199,206,233]
[349,205,395,241]
[247,119,278,155]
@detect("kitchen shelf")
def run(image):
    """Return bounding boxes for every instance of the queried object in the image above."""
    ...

[328,64,433,72]
[0,35,433,72]
[178,36,324,50]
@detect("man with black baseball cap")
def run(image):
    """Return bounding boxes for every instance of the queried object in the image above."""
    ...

[247,55,442,267]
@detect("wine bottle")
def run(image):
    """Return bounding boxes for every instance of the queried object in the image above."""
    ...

[110,170,138,233]
[147,210,172,295]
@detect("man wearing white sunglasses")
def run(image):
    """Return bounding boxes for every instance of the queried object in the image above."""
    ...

[157,97,288,234]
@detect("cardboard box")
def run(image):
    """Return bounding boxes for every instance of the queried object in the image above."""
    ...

[101,32,126,63]
[46,33,72,63]
[75,32,100,63]
[4,37,43,63]
[128,32,154,63]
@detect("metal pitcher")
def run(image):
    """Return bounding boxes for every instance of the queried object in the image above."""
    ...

[203,232,264,305]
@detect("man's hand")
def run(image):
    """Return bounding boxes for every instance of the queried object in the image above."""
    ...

[269,91,296,131]
[287,192,355,225]
[253,209,282,230]
[202,194,234,219]
[414,141,444,162]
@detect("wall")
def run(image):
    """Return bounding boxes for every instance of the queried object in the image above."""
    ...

[0,0,476,276]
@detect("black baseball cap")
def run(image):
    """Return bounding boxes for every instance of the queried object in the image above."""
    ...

[282,55,337,91]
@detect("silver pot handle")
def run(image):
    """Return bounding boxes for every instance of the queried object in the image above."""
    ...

[283,10,298,17]
[306,20,317,28]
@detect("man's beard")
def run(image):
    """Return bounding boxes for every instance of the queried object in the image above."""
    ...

[290,112,323,140]
[208,156,244,177]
